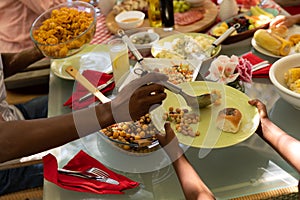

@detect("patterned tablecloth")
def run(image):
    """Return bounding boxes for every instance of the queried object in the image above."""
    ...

[90,15,115,45]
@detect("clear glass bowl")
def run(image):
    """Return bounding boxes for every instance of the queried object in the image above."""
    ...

[98,115,161,155]
[30,1,96,59]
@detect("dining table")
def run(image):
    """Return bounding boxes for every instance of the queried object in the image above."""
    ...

[43,2,300,200]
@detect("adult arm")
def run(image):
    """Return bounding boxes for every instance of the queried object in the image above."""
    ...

[1,47,44,78]
[0,72,167,163]
[270,14,300,28]
[249,99,300,173]
[156,123,215,200]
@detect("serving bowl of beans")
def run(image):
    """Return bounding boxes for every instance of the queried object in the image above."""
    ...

[129,31,160,56]
[30,1,96,59]
[98,114,161,156]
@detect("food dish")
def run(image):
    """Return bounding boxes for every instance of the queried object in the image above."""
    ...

[253,29,292,56]
[208,8,278,44]
[251,25,300,58]
[129,31,160,56]
[269,54,300,110]
[51,45,112,80]
[30,1,96,59]
[151,81,260,148]
[251,37,297,58]
[115,10,145,30]
[98,113,160,156]
[105,0,218,34]
[119,58,200,92]
[151,33,221,60]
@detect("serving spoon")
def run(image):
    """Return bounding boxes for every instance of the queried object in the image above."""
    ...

[65,66,111,104]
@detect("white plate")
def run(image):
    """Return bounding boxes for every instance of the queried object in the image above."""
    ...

[151,33,221,60]
[119,58,202,91]
[51,45,112,80]
[251,25,300,58]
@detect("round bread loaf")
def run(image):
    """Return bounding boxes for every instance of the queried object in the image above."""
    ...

[216,108,242,133]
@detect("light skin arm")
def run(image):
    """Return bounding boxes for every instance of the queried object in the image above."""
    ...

[156,123,215,200]
[0,73,167,163]
[269,14,300,28]
[248,99,300,173]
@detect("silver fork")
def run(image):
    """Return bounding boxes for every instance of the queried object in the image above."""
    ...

[87,167,120,185]
[58,168,119,185]
[86,167,109,178]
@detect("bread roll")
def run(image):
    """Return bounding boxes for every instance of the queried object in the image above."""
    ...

[254,29,292,56]
[216,108,242,133]
[270,25,288,38]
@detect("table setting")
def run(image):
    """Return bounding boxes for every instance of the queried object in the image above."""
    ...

[24,0,300,199]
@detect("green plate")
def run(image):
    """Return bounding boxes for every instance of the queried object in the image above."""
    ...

[151,33,221,60]
[51,44,112,80]
[151,81,260,148]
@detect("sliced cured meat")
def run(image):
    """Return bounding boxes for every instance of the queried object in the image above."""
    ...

[174,10,204,26]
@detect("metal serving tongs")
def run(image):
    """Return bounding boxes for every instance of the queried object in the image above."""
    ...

[118,29,221,108]
[206,23,240,58]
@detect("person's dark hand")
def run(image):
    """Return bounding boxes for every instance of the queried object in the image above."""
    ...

[156,123,184,161]
[248,99,268,119]
[248,99,269,136]
[111,72,168,123]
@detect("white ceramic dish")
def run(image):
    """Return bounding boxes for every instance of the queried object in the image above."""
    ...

[151,33,221,60]
[119,58,201,91]
[115,11,145,30]
[269,54,300,110]
[251,25,300,58]
[129,31,160,56]
[51,45,112,80]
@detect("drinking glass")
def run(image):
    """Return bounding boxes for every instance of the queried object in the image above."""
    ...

[108,38,130,86]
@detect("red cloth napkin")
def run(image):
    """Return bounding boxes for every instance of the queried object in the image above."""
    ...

[64,70,115,110]
[242,52,272,79]
[43,150,139,194]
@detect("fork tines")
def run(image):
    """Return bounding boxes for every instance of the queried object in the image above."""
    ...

[88,167,109,178]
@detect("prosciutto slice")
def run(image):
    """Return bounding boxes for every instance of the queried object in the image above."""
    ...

[174,10,204,26]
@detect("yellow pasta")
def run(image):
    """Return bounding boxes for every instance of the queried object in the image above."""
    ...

[33,6,94,58]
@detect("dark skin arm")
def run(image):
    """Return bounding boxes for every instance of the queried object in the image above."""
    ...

[249,99,300,173]
[1,46,44,78]
[0,73,167,163]
[156,123,215,200]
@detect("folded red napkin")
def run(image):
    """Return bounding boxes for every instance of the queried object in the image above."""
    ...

[43,150,139,194]
[64,70,115,110]
[242,52,272,79]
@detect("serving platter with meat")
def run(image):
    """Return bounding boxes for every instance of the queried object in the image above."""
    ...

[105,0,218,34]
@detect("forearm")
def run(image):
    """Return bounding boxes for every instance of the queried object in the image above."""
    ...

[173,155,215,200]
[1,46,45,78]
[0,103,115,163]
[291,14,300,25]
[260,118,300,173]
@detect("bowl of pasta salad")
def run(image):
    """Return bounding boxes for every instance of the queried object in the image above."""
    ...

[30,1,96,59]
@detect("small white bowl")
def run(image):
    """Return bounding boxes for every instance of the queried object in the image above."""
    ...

[115,11,145,30]
[129,31,160,56]
[269,54,300,110]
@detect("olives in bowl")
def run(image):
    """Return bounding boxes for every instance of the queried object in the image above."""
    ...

[129,31,160,56]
